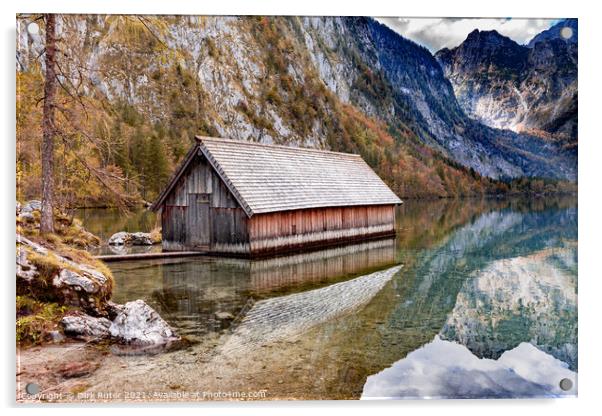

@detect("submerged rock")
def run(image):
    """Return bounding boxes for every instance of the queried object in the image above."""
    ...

[48,330,66,343]
[56,360,100,378]
[61,313,112,339]
[215,311,235,321]
[109,300,179,346]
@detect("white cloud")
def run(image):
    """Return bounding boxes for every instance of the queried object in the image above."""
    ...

[376,17,560,52]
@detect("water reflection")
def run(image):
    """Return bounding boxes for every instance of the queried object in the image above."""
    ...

[103,196,577,399]
[220,265,402,355]
[387,204,578,370]
[73,207,160,255]
[361,336,576,399]
[111,238,399,340]
[441,245,577,370]
[73,207,157,241]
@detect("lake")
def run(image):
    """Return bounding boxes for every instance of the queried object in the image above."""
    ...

[73,196,578,400]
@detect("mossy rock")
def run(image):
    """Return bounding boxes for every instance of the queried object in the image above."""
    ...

[17,235,113,317]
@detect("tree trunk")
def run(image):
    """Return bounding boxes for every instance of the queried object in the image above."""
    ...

[40,14,57,234]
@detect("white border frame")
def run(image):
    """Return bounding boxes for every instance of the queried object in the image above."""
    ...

[3,1,599,414]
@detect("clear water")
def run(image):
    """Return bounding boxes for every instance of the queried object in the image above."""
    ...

[73,207,158,240]
[73,207,161,255]
[75,196,578,399]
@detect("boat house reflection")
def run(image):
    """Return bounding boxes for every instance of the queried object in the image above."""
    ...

[146,238,398,337]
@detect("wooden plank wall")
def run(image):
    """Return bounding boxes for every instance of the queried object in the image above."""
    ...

[248,205,396,254]
[161,206,187,251]
[160,154,397,255]
[161,155,249,252]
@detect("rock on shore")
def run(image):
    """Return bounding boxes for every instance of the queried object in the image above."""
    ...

[61,312,112,339]
[108,231,157,246]
[60,300,178,347]
[17,230,177,349]
[17,234,111,316]
[109,300,178,345]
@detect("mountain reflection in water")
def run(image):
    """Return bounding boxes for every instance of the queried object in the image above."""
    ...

[99,196,577,400]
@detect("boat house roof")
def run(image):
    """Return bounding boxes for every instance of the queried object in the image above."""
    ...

[151,136,402,217]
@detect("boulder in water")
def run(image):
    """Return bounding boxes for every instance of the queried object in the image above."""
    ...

[129,232,153,245]
[108,231,155,246]
[108,231,130,246]
[109,299,179,346]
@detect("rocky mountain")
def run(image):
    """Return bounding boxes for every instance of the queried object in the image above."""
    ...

[435,21,577,149]
[292,18,575,179]
[16,16,576,205]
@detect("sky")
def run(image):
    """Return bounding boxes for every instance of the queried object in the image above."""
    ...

[376,18,560,52]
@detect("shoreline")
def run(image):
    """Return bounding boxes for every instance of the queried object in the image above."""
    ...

[66,191,578,210]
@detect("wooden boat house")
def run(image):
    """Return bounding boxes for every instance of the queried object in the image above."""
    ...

[150,136,402,256]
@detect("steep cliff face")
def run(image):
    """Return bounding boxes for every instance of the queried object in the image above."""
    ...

[16,15,576,204]
[435,21,577,149]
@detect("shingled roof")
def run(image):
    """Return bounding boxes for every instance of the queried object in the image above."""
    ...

[151,136,402,217]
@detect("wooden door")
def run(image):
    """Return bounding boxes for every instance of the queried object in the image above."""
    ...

[187,193,210,249]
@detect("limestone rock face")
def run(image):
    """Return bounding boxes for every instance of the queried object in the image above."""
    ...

[61,313,112,339]
[109,300,178,346]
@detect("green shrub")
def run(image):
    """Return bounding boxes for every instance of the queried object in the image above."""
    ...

[16,296,69,346]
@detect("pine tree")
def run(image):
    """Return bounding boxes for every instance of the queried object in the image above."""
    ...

[146,134,170,199]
